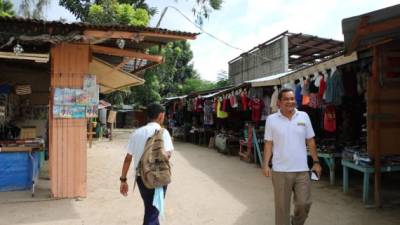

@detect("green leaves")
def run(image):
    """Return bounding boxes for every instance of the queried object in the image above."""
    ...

[87,1,149,26]
[0,0,15,17]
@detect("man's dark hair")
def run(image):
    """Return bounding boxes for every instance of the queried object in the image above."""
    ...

[147,103,165,120]
[278,88,295,100]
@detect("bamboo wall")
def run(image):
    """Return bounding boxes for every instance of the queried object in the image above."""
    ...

[50,43,89,198]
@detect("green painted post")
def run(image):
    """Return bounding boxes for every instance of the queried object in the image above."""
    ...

[343,165,349,193]
[363,173,370,203]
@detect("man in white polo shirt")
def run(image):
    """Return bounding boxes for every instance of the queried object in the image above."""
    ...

[263,88,321,225]
[119,103,174,225]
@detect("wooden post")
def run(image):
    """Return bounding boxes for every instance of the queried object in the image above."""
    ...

[109,122,113,141]
[371,46,382,207]
[107,110,117,141]
[88,119,93,148]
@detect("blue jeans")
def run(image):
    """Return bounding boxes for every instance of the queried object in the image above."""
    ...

[137,177,168,225]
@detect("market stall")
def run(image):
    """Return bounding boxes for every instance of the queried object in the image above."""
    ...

[342,4,400,206]
[0,17,197,198]
[0,60,48,194]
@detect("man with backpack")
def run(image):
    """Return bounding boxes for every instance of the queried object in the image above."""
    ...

[120,103,174,225]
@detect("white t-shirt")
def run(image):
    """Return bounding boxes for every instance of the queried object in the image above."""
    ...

[126,122,174,172]
[264,110,315,172]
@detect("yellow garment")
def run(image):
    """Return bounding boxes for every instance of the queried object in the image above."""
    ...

[216,100,228,119]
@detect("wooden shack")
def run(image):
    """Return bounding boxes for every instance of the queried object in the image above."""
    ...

[342,4,400,206]
[0,17,196,198]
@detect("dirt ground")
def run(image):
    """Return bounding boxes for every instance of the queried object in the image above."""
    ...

[1,129,400,225]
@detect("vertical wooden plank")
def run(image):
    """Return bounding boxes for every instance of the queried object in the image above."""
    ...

[371,46,382,207]
[50,43,89,198]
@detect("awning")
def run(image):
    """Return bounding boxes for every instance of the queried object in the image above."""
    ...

[98,100,111,109]
[89,57,145,94]
[247,71,294,87]
[249,51,358,87]
[200,88,233,99]
[0,51,49,63]
[164,95,187,101]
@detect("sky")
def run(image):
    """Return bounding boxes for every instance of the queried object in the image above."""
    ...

[12,0,400,81]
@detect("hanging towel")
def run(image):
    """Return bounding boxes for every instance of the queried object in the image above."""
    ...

[153,187,165,219]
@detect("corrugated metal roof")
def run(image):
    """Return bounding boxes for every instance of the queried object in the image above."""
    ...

[0,16,198,37]
[229,31,344,69]
[342,4,400,54]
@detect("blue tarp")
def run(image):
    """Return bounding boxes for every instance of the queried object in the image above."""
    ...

[0,152,40,192]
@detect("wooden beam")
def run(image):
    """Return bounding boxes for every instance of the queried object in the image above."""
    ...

[107,57,132,76]
[289,41,341,53]
[0,51,49,63]
[84,30,196,41]
[131,61,160,74]
[359,17,400,36]
[90,45,163,63]
[348,16,370,55]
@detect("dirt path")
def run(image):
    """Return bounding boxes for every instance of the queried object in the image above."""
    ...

[0,130,400,225]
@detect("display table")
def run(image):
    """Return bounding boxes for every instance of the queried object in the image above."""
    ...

[342,159,400,203]
[308,151,341,185]
[0,147,41,196]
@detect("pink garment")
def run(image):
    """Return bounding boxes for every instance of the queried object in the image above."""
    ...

[308,93,321,109]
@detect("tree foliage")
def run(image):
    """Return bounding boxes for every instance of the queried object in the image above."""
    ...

[191,0,223,25]
[59,0,156,22]
[0,0,14,17]
[59,0,226,106]
[86,0,149,26]
[18,0,50,19]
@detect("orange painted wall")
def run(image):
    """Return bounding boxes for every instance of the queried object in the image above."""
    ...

[50,43,89,198]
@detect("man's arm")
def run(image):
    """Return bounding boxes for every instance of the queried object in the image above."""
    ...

[120,153,132,196]
[307,138,322,177]
[263,140,273,177]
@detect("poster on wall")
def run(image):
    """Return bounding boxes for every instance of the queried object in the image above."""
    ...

[63,88,76,105]
[53,75,99,119]
[75,89,89,105]
[53,105,62,118]
[54,88,63,105]
[72,105,86,118]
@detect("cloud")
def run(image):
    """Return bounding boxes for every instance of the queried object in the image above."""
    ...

[155,0,400,82]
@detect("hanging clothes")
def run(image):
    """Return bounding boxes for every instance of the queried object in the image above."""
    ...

[308,93,321,109]
[301,79,310,96]
[229,94,237,108]
[261,95,271,120]
[316,74,326,99]
[302,95,310,106]
[203,100,214,125]
[324,105,336,132]
[216,100,228,119]
[249,98,264,122]
[241,92,249,111]
[221,96,228,112]
[295,84,302,107]
[213,97,218,112]
[325,69,345,105]
[308,79,319,93]
[270,88,279,113]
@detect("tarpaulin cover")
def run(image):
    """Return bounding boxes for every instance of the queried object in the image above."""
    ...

[0,152,40,192]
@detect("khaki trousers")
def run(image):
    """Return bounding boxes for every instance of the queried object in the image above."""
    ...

[272,171,311,225]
